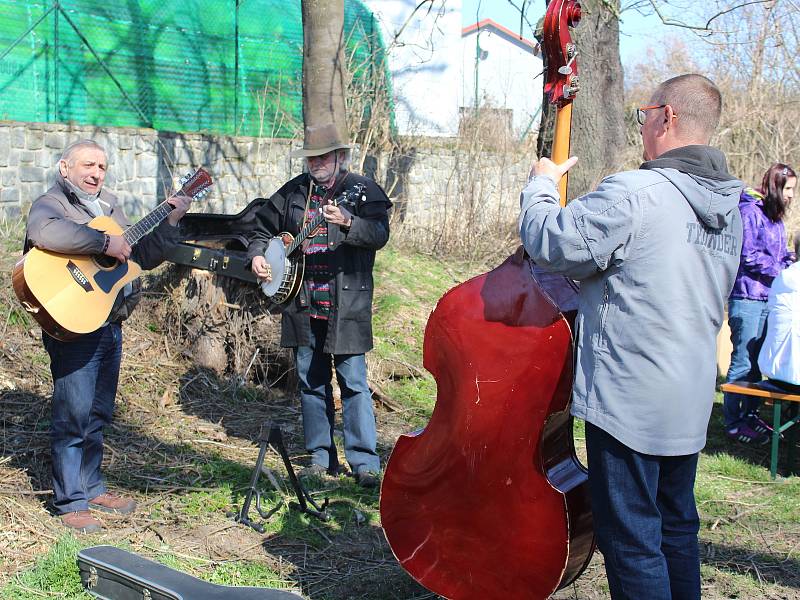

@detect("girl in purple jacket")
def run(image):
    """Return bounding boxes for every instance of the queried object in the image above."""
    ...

[724,163,796,443]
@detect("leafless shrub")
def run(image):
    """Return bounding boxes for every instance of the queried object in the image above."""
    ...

[624,1,800,234]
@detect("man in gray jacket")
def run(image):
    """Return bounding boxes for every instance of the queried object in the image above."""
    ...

[519,74,743,599]
[25,139,191,533]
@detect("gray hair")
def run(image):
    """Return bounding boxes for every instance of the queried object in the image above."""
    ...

[60,139,106,166]
[304,148,351,173]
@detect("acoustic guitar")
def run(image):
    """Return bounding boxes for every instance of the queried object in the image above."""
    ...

[12,169,213,341]
[260,181,366,305]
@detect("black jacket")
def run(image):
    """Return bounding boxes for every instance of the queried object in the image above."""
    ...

[247,172,391,354]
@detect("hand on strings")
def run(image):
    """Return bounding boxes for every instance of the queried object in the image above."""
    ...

[529,156,579,185]
[167,193,193,226]
[105,235,131,262]
[251,255,272,283]
[322,204,353,228]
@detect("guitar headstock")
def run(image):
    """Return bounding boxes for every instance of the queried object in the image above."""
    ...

[178,168,213,200]
[543,0,582,108]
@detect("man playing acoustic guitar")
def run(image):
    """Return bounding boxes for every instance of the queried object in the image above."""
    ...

[23,139,192,532]
[248,123,391,488]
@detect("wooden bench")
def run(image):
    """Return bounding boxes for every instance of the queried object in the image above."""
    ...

[720,381,800,479]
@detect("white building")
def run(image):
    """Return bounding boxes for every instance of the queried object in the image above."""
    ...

[361,4,543,138]
[460,19,544,137]
[363,0,462,137]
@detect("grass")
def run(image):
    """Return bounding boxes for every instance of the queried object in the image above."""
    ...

[0,535,293,598]
[4,240,800,599]
[149,550,292,590]
[0,216,24,257]
[1,536,88,600]
[371,245,485,424]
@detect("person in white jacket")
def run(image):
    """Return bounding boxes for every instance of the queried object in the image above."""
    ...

[758,237,800,390]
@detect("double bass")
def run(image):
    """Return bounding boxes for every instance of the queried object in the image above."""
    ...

[379,2,593,598]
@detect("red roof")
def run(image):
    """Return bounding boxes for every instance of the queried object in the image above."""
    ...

[462,18,539,53]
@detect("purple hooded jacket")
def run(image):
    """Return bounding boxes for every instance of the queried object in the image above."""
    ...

[730,187,793,301]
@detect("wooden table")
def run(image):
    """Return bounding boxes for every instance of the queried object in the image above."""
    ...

[720,381,800,479]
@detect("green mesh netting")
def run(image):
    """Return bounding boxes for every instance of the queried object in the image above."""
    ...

[0,0,389,137]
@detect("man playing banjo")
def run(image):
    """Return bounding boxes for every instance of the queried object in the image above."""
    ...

[248,123,392,488]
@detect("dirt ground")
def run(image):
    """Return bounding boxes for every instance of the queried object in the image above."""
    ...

[2,260,800,599]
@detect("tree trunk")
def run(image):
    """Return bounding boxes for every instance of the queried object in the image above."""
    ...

[538,0,626,199]
[302,0,348,137]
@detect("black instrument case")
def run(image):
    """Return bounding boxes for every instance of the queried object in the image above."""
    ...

[78,545,302,600]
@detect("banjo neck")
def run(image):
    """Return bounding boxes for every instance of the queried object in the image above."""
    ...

[285,207,328,256]
[285,181,365,256]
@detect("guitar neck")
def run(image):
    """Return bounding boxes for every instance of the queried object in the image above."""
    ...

[123,201,174,246]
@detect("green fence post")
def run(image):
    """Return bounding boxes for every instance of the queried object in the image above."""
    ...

[771,399,782,479]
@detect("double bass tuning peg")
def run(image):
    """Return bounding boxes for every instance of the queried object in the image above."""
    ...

[563,76,580,99]
[559,55,577,76]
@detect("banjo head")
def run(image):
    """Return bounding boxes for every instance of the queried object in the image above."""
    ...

[261,238,288,297]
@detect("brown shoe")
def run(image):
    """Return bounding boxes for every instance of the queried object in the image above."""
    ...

[60,510,102,533]
[89,492,137,514]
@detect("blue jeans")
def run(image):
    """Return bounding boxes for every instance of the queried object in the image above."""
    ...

[294,318,380,475]
[724,298,770,429]
[586,423,700,600]
[43,324,122,514]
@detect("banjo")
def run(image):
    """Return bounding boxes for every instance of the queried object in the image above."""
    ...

[260,182,366,305]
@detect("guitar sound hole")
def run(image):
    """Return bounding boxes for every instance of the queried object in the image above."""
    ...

[94,254,118,269]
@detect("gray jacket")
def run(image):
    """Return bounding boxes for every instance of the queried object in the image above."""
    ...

[519,146,743,455]
[25,173,180,325]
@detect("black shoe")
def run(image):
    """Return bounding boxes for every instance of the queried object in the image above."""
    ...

[355,470,381,489]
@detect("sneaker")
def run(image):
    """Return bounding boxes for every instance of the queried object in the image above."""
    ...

[89,492,137,514]
[60,510,102,533]
[746,412,777,437]
[355,469,381,489]
[726,424,769,445]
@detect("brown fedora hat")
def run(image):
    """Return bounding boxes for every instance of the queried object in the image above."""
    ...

[290,123,352,158]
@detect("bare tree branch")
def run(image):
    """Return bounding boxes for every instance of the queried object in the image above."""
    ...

[704,0,778,29]
[503,0,538,39]
[644,0,780,34]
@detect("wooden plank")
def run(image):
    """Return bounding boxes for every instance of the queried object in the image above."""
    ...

[720,381,800,403]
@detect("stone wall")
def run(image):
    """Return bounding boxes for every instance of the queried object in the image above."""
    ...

[0,121,300,219]
[0,121,530,229]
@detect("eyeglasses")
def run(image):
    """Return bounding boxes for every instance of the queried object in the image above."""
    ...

[636,104,678,126]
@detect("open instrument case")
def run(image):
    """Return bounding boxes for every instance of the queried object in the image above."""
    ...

[167,197,267,283]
